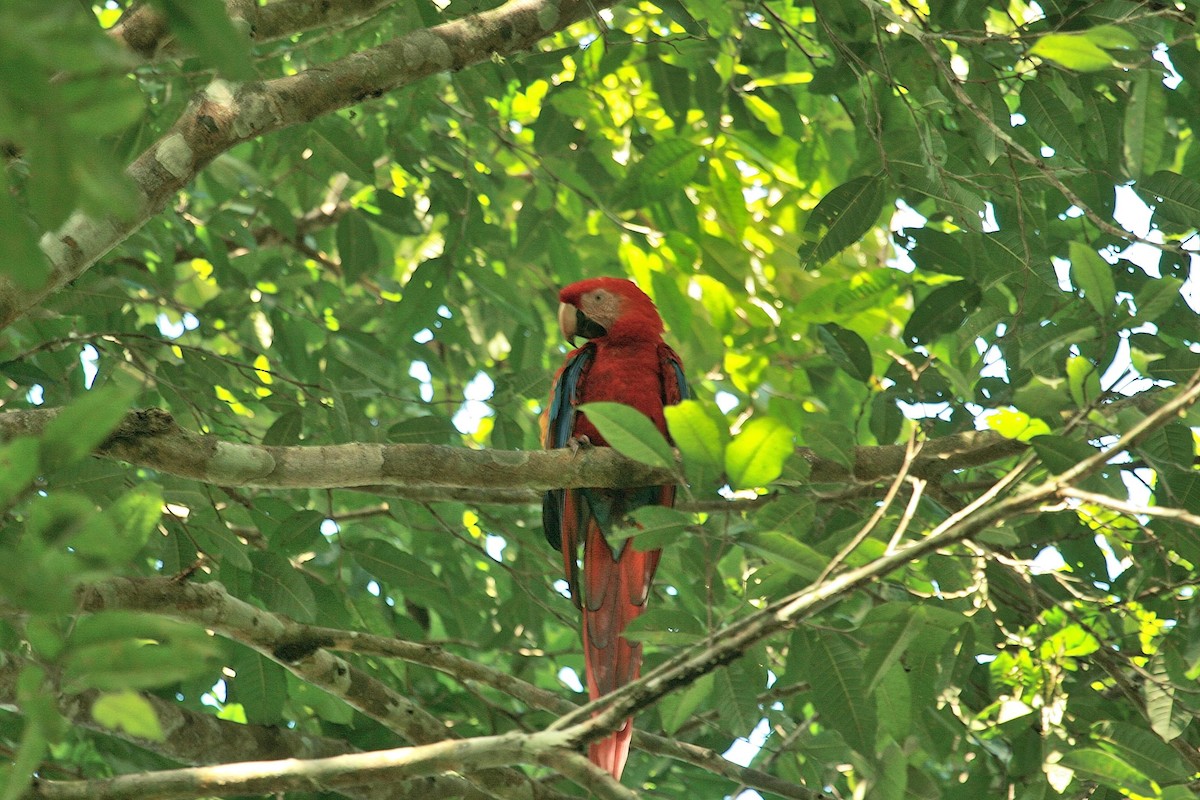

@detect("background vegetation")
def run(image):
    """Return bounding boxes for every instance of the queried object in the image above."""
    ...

[2,0,1200,798]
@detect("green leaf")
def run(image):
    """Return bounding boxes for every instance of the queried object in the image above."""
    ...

[1136,171,1200,232]
[1067,242,1115,317]
[725,417,794,489]
[349,539,445,602]
[336,212,379,283]
[1091,721,1190,782]
[628,138,702,203]
[0,438,39,509]
[665,400,727,469]
[609,506,690,549]
[659,671,715,734]
[581,402,676,469]
[1058,749,1157,796]
[1029,33,1115,71]
[1021,82,1083,163]
[70,485,161,566]
[753,495,815,535]
[1145,653,1191,741]
[801,628,878,754]
[800,174,886,268]
[624,607,705,646]
[1124,70,1165,179]
[249,552,317,623]
[902,281,981,345]
[63,613,220,691]
[817,323,873,382]
[91,691,165,742]
[1030,434,1096,476]
[1131,274,1184,325]
[741,530,823,580]
[40,384,136,471]
[1066,355,1101,407]
[800,417,856,472]
[150,0,255,80]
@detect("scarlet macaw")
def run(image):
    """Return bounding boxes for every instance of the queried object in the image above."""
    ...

[542,277,688,779]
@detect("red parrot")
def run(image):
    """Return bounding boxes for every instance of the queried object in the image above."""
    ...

[542,277,688,780]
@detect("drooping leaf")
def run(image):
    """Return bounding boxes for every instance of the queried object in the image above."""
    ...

[800,174,886,268]
[725,417,794,489]
[581,402,676,469]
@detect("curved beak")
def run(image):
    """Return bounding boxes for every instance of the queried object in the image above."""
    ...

[558,302,607,344]
[558,302,577,344]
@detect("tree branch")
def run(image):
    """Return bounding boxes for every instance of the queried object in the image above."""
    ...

[72,576,819,799]
[109,0,405,60]
[73,579,573,800]
[0,405,1026,495]
[1,0,619,332]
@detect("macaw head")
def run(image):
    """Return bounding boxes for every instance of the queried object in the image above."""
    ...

[557,277,663,344]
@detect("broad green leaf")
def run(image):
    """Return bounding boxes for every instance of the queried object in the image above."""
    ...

[1021,82,1083,163]
[628,138,702,203]
[753,495,815,535]
[581,402,676,469]
[624,607,705,646]
[1066,355,1101,407]
[902,281,981,345]
[800,417,855,472]
[249,552,317,623]
[1058,749,1157,796]
[1145,652,1190,741]
[91,691,164,742]
[725,417,794,489]
[1082,25,1139,51]
[40,384,136,470]
[0,438,39,509]
[740,530,824,580]
[1067,242,1115,316]
[151,0,255,80]
[714,660,762,735]
[665,400,728,469]
[70,485,161,565]
[1029,33,1114,71]
[1124,71,1165,179]
[659,671,715,734]
[801,628,878,754]
[336,212,379,283]
[1091,721,1190,782]
[1131,274,1184,324]
[800,174,886,268]
[817,323,873,382]
[349,539,445,602]
[1030,434,1096,477]
[63,613,220,691]
[984,408,1051,441]
[226,647,287,725]
[1137,171,1200,232]
[609,505,690,549]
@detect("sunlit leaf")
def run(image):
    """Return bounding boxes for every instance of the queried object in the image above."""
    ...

[581,402,676,469]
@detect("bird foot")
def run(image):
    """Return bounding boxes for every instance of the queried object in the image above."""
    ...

[567,435,592,455]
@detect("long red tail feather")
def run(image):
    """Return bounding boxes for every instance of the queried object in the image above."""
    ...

[581,512,662,780]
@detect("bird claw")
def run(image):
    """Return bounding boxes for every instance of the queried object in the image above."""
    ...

[567,435,592,455]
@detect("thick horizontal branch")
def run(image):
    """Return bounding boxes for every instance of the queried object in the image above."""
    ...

[1,0,619,331]
[0,406,1026,494]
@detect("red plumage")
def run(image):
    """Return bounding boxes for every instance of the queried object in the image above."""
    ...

[542,277,687,780]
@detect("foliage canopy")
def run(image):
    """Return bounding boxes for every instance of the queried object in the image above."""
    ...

[2,1,1200,799]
